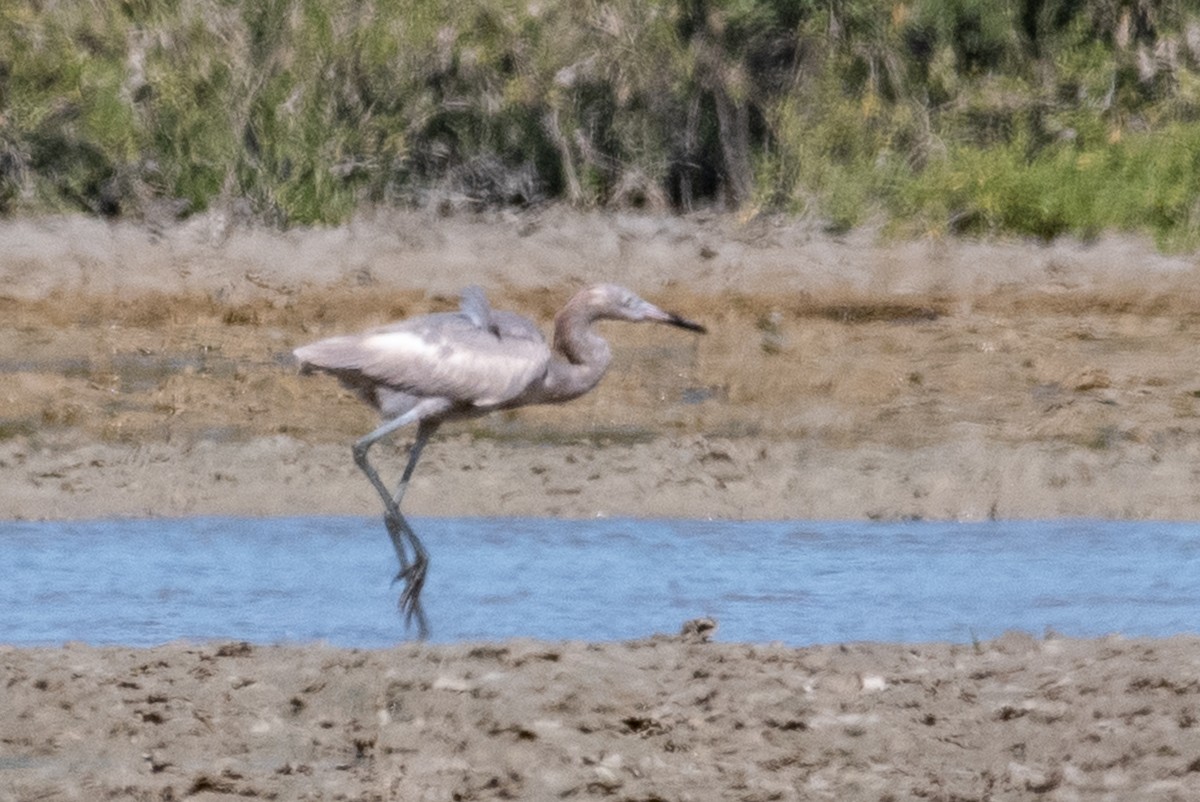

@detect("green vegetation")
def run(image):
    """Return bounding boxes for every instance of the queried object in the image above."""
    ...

[4,0,1200,246]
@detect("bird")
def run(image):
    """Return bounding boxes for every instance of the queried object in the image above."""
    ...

[294,283,706,637]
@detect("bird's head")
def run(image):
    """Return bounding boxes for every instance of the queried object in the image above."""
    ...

[585,284,707,333]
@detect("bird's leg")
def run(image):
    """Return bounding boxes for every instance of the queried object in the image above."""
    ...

[391,508,429,637]
[355,443,428,636]
[352,407,445,638]
[353,434,413,573]
[391,419,439,508]
[384,420,438,636]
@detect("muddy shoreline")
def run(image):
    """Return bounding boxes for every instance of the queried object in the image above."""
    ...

[6,634,1200,800]
[5,212,1200,800]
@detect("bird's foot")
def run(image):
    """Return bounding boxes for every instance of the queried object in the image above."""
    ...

[397,559,430,640]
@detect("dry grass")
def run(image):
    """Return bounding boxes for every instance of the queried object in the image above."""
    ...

[5,279,1200,460]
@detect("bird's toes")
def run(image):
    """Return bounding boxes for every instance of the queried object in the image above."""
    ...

[398,559,427,586]
[399,581,425,611]
[393,557,429,639]
[399,594,429,639]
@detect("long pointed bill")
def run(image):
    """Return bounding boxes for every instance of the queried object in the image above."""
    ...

[637,298,707,334]
[664,312,707,334]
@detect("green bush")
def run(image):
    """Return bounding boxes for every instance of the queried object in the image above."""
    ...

[2,0,1200,246]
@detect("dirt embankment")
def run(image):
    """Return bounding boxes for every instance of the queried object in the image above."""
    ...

[2,209,1200,521]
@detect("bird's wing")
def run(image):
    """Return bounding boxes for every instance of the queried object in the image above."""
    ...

[295,312,550,408]
[458,285,496,333]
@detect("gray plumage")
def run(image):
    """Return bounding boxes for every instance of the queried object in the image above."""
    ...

[294,283,706,637]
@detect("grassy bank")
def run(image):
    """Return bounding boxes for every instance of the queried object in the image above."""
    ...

[4,0,1200,246]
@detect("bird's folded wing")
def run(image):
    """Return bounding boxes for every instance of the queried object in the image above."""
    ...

[296,314,550,408]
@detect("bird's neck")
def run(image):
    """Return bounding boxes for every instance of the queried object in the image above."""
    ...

[533,306,613,403]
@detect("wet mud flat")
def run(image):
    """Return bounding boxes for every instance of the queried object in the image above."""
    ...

[4,634,1200,800]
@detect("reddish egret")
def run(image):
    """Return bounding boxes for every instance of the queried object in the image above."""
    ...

[294,284,706,637]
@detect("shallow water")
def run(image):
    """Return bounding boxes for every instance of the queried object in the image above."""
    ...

[3,517,1199,647]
